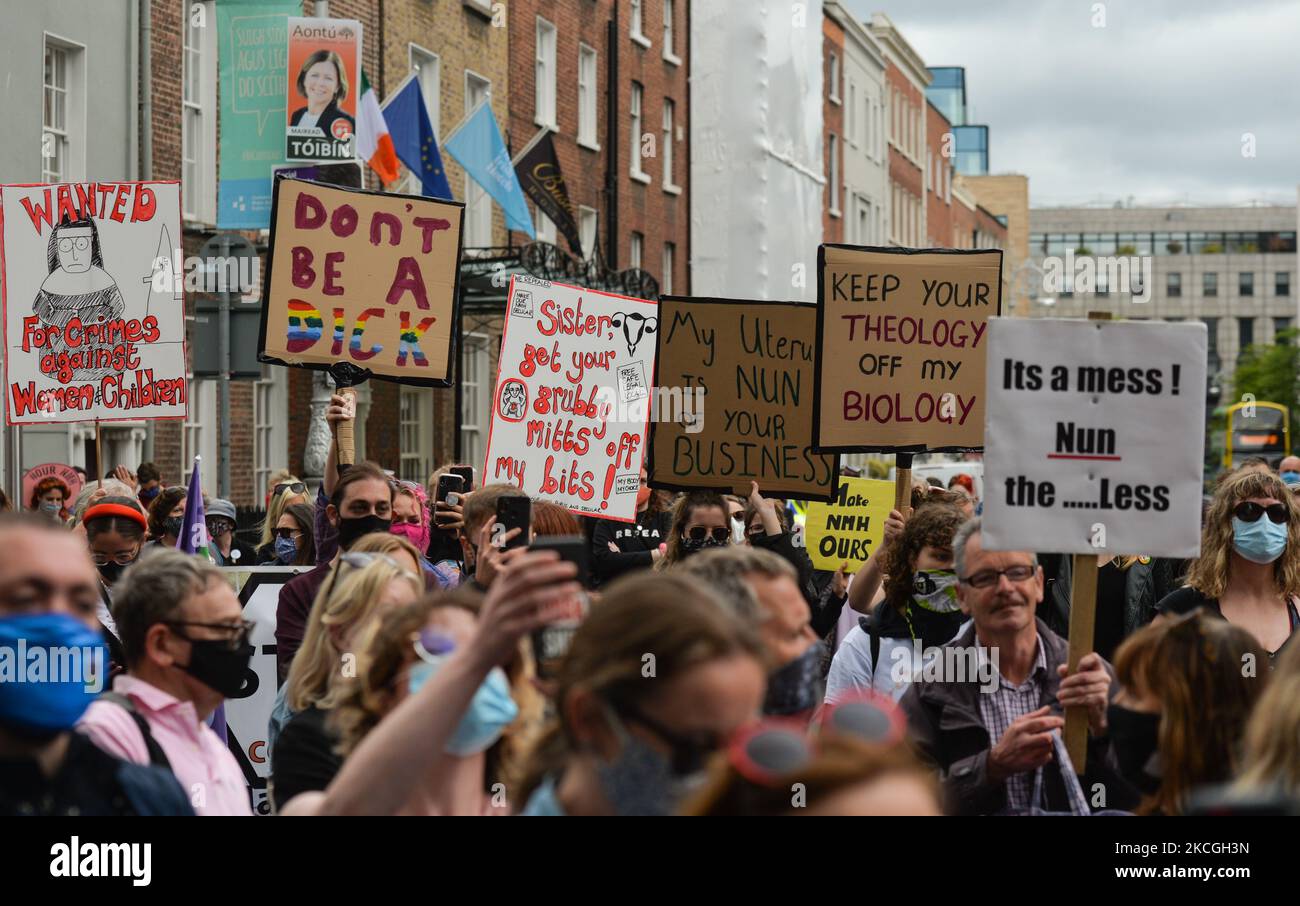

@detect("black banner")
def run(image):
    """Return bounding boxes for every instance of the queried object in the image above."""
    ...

[514,131,584,256]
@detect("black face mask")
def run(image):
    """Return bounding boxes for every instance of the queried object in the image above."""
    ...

[163,516,184,538]
[764,641,827,716]
[1107,704,1162,795]
[97,561,127,586]
[679,536,727,559]
[178,638,254,699]
[337,514,392,550]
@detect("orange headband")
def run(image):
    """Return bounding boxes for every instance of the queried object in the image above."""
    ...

[83,502,148,530]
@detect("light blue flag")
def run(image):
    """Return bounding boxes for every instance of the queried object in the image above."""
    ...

[443,103,536,237]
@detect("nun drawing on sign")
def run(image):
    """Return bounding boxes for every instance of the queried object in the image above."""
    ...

[33,215,125,383]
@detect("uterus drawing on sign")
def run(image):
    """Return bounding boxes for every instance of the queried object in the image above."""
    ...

[33,216,125,383]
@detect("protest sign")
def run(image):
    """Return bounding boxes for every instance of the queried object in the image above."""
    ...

[221,566,304,816]
[813,245,1002,452]
[217,0,298,229]
[981,317,1207,558]
[483,276,657,523]
[21,462,84,506]
[803,476,894,572]
[285,17,362,162]
[258,178,464,386]
[1,182,187,425]
[648,296,838,501]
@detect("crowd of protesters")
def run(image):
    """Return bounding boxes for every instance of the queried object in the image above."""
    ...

[2,397,1299,817]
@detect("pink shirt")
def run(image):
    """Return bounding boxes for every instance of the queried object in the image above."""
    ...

[78,675,252,816]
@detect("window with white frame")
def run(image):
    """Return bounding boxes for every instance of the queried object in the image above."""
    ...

[662,99,676,190]
[465,72,493,248]
[828,52,840,103]
[629,232,643,270]
[533,204,557,244]
[631,0,648,45]
[253,365,287,499]
[535,17,557,129]
[579,206,598,259]
[578,44,598,148]
[182,2,216,223]
[846,82,855,146]
[862,92,870,149]
[399,386,433,483]
[857,198,870,245]
[461,333,490,473]
[663,0,679,63]
[183,379,218,493]
[662,242,675,295]
[406,45,441,194]
[828,134,840,216]
[43,39,85,183]
[630,82,647,180]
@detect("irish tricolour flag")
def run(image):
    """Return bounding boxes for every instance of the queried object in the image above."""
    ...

[358,70,400,184]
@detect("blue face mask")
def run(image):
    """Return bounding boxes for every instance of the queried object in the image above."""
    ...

[408,658,518,756]
[0,613,109,737]
[1232,516,1288,564]
[274,535,298,564]
[1282,471,1300,484]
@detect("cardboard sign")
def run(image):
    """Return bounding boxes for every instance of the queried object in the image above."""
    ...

[259,178,464,386]
[21,463,84,509]
[1,182,187,424]
[285,17,362,162]
[648,296,838,501]
[981,318,1207,557]
[813,245,1002,452]
[483,276,657,523]
[804,477,894,572]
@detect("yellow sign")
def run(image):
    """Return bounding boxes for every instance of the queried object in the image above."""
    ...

[804,477,893,573]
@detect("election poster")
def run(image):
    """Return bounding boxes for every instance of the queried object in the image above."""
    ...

[217,0,299,229]
[981,318,1207,558]
[1,181,187,425]
[258,178,465,386]
[483,276,657,523]
[803,477,894,572]
[285,17,362,163]
[813,245,1002,452]
[648,296,838,501]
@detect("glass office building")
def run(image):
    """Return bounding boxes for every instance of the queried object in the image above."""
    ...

[926,67,990,175]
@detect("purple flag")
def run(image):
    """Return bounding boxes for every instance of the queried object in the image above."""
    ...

[176,455,214,562]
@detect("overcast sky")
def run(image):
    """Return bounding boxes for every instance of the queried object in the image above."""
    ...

[844,0,1300,207]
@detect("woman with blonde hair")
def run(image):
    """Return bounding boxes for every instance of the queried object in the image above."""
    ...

[1156,469,1300,659]
[269,551,423,809]
[257,477,309,558]
[1110,610,1270,815]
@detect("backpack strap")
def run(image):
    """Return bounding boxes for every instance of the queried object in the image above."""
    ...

[99,691,173,772]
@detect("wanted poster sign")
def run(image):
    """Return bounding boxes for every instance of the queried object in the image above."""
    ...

[1,182,187,425]
[484,277,657,523]
[813,246,1002,452]
[981,318,1207,558]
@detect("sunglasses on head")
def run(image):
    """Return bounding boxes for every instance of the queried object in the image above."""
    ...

[686,526,730,543]
[1234,501,1289,524]
[728,693,906,786]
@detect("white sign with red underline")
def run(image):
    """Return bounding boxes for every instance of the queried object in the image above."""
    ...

[981,317,1207,558]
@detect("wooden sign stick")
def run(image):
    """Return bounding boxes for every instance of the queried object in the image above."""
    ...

[894,452,914,520]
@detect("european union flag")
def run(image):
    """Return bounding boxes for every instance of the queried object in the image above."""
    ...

[383,76,453,200]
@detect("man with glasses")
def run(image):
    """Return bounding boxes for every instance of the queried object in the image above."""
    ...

[900,518,1134,815]
[78,549,254,815]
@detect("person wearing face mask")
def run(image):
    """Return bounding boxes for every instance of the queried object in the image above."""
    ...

[742,482,822,616]
[1279,455,1300,484]
[77,548,255,815]
[682,547,825,719]
[29,477,73,526]
[206,498,257,568]
[1110,611,1269,815]
[0,514,193,816]
[278,547,579,816]
[1156,469,1300,660]
[390,481,440,577]
[82,497,148,666]
[262,502,316,566]
[657,490,732,569]
[135,461,163,510]
[590,467,671,586]
[517,573,767,815]
[275,460,398,682]
[827,505,968,703]
[146,486,187,549]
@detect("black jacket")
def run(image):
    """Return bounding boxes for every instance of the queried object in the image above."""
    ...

[1037,554,1182,640]
[900,618,1138,816]
[591,509,671,585]
[290,102,355,138]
